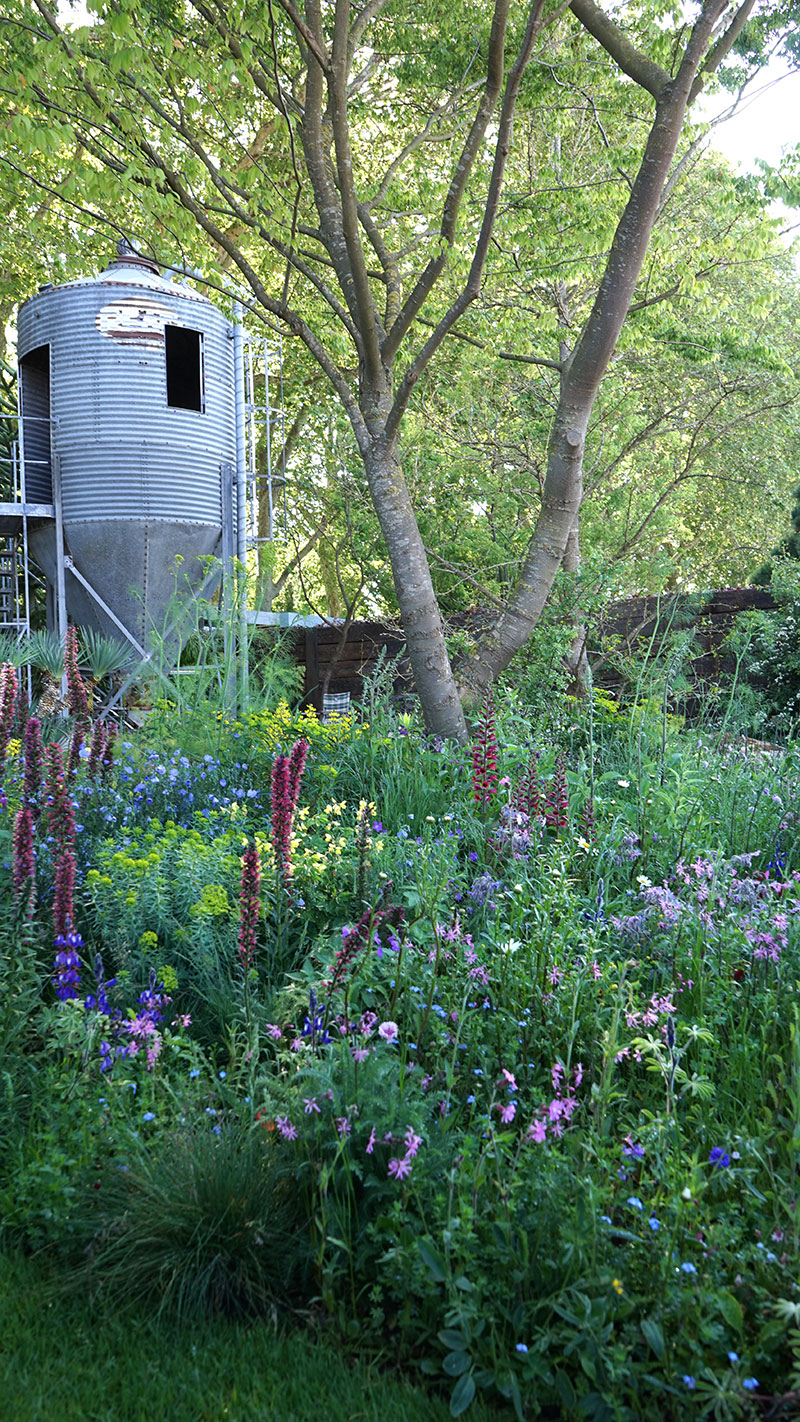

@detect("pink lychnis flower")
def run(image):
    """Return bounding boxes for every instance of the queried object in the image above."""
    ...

[388,1156,412,1180]
[404,1128,423,1158]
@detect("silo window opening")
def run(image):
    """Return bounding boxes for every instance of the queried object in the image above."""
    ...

[165,325,204,412]
[19,343,52,501]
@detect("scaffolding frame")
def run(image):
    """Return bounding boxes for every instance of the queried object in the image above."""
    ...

[242,327,287,559]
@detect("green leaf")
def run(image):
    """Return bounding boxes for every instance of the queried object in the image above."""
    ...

[418,1237,447,1283]
[641,1316,665,1361]
[717,1291,743,1334]
[443,1350,472,1377]
[579,1394,615,1421]
[439,1328,469,1350]
[555,1370,577,1410]
[449,1372,476,1417]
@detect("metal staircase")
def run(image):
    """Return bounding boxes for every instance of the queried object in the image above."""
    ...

[0,440,31,645]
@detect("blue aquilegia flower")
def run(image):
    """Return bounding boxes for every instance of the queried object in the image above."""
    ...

[53,928,83,1000]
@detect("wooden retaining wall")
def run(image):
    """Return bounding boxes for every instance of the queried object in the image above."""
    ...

[302,619,410,712]
[594,587,776,697]
[294,589,778,712]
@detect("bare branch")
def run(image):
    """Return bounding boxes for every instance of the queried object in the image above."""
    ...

[381,0,513,364]
[424,547,506,610]
[329,0,383,376]
[497,349,563,372]
[274,0,331,74]
[383,0,550,443]
[700,0,757,82]
[350,0,390,60]
[357,203,401,328]
[301,0,365,359]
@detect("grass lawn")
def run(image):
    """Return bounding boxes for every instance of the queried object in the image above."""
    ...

[0,1251,504,1422]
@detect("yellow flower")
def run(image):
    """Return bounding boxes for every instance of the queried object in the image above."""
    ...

[612,1278,624,1295]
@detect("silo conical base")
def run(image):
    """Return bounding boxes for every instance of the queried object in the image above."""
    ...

[29,520,223,657]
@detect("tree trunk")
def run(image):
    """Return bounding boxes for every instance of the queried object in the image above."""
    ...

[365,441,467,741]
[362,375,467,740]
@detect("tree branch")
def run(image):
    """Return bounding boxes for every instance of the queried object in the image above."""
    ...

[329,0,383,377]
[274,0,331,74]
[569,0,669,100]
[382,0,550,443]
[380,0,513,365]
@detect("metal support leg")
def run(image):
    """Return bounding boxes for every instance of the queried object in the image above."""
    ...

[53,454,68,694]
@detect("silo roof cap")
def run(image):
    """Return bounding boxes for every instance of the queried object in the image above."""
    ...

[20,242,213,308]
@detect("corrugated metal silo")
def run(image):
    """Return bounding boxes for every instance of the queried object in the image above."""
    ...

[16,245,237,654]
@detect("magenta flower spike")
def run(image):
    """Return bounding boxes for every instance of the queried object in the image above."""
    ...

[23,716,44,816]
[12,802,36,911]
[471,687,499,804]
[0,661,18,763]
[238,839,261,971]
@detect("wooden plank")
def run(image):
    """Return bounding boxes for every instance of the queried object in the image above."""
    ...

[304,627,321,709]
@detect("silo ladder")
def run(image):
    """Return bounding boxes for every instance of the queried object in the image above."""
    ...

[0,535,29,638]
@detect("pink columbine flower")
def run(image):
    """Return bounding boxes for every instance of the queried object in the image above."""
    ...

[388,1157,412,1180]
[378,1020,398,1041]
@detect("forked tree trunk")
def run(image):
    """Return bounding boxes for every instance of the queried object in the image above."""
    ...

[458,0,731,705]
